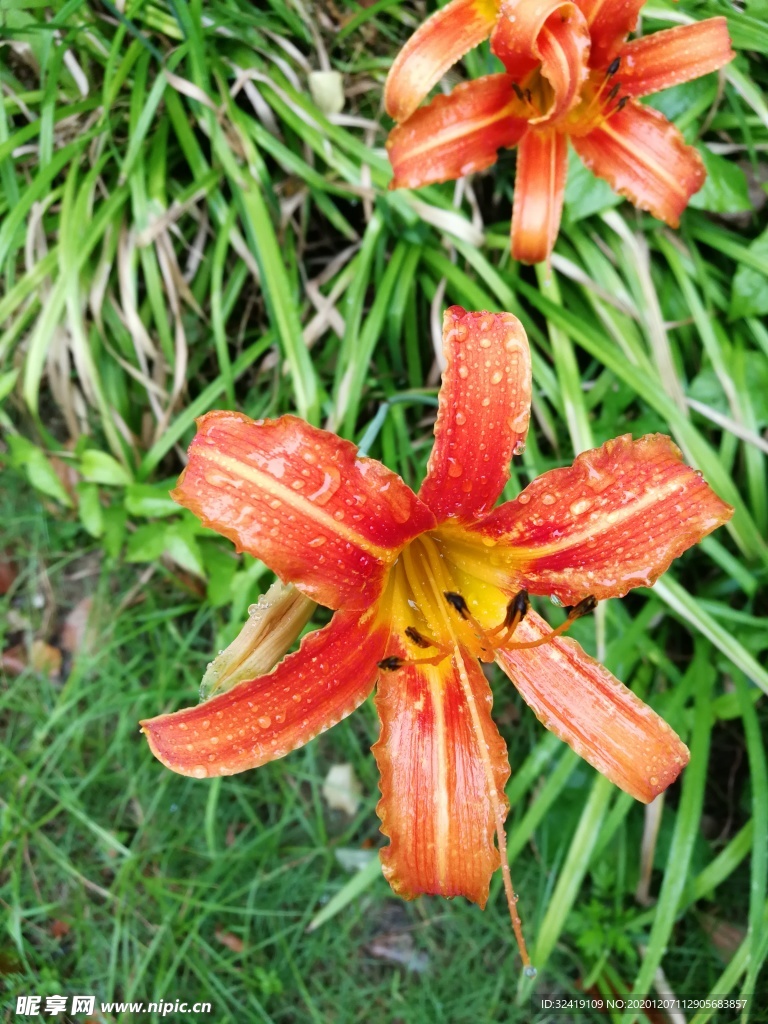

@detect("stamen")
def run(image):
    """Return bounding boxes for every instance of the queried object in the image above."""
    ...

[377,652,450,670]
[444,591,470,619]
[488,590,529,638]
[378,656,405,671]
[616,95,629,113]
[606,83,620,103]
[405,626,433,649]
[503,595,598,650]
[606,56,621,77]
[512,81,525,102]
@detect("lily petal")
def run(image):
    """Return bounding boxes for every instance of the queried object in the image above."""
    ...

[385,0,499,123]
[511,128,569,264]
[173,411,436,610]
[576,0,645,69]
[496,609,689,802]
[419,306,531,523]
[373,645,510,905]
[570,100,705,227]
[617,19,734,99]
[491,0,590,122]
[387,75,528,190]
[141,605,387,777]
[470,434,733,605]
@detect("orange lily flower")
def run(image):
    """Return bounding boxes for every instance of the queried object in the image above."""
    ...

[385,1,734,263]
[142,308,732,966]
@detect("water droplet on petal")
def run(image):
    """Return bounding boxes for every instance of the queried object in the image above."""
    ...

[491,370,504,385]
[192,765,208,779]
[309,535,327,547]
[454,322,469,342]
[458,365,469,380]
[541,493,555,505]
[455,411,467,426]
[258,715,272,729]
[518,493,531,505]
[447,461,463,478]
[570,497,593,515]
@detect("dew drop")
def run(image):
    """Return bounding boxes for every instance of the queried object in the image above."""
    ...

[518,493,531,505]
[309,535,327,547]
[524,965,538,979]
[570,497,594,515]
[454,322,469,342]
[269,499,282,509]
[447,461,463,478]
[258,715,272,729]
[541,493,555,505]
[458,365,470,380]
[455,411,467,426]
[481,397,491,407]
[291,479,305,490]
[491,370,504,385]
[192,765,208,779]
[479,337,491,349]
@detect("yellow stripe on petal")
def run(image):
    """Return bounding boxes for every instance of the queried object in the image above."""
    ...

[373,646,510,905]
[173,412,436,610]
[511,128,569,264]
[385,0,499,123]
[387,76,528,190]
[616,19,734,99]
[497,609,690,803]
[570,100,705,226]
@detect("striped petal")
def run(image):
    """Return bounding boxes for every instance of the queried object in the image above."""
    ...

[470,433,733,605]
[373,645,510,905]
[172,412,436,611]
[419,306,531,523]
[385,0,499,123]
[576,0,645,69]
[570,100,705,226]
[387,75,528,190]
[511,128,569,264]
[492,0,591,122]
[142,605,387,777]
[616,19,734,99]
[496,608,690,803]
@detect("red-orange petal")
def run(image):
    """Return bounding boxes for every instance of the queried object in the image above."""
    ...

[387,75,528,190]
[491,0,590,122]
[473,433,733,605]
[496,608,690,802]
[172,412,436,611]
[419,307,531,523]
[576,0,645,69]
[141,606,387,777]
[373,645,510,905]
[616,19,734,98]
[570,100,705,227]
[384,0,499,123]
[511,128,569,264]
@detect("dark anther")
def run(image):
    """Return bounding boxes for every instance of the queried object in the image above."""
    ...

[607,56,620,76]
[377,656,404,671]
[607,83,620,102]
[570,595,598,619]
[405,627,431,649]
[617,95,629,112]
[502,590,529,627]
[444,591,470,619]
[512,82,525,101]
[525,88,533,104]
